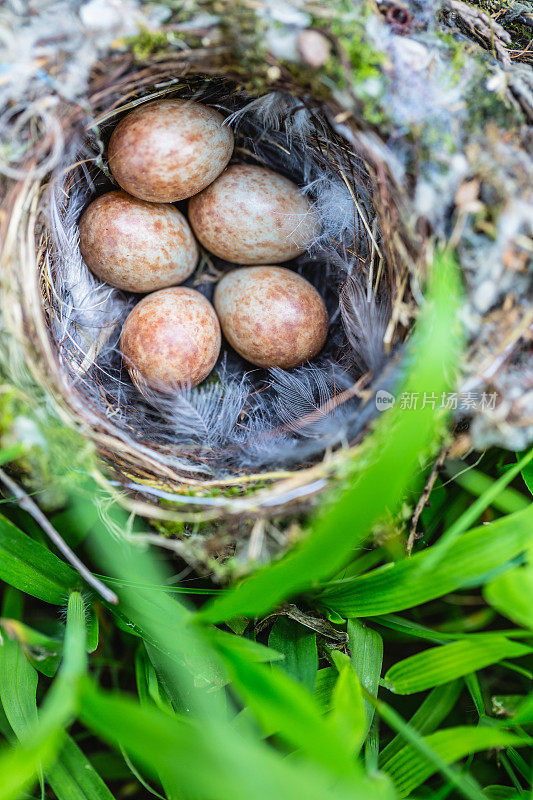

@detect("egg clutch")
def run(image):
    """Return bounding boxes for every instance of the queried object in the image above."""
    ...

[79,98,327,393]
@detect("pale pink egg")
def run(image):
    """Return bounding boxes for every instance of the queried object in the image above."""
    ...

[108,99,234,203]
[214,266,328,368]
[188,165,320,264]
[79,191,198,292]
[120,288,221,391]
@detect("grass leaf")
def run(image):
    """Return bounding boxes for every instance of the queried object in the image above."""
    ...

[79,679,391,800]
[379,681,462,765]
[316,505,533,617]
[328,654,366,754]
[421,448,533,572]
[384,637,532,694]
[268,617,318,691]
[446,463,529,515]
[0,591,87,800]
[518,451,533,495]
[383,727,527,796]
[0,514,79,604]
[347,620,383,734]
[209,627,284,666]
[484,566,533,629]
[47,736,115,800]
[370,694,506,800]
[313,668,337,712]
[512,692,533,724]
[0,634,39,740]
[217,639,360,778]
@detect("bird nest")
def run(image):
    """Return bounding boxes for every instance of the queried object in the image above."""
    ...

[1,59,418,526]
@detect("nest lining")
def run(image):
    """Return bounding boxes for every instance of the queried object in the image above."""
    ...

[41,72,409,489]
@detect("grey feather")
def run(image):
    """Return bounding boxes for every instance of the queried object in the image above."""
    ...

[339,275,389,374]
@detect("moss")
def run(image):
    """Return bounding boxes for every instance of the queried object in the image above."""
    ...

[151,516,188,538]
[123,29,170,60]
[0,386,95,511]
[122,27,202,61]
[464,58,525,133]
[217,0,271,93]
[436,30,467,78]
[320,0,390,128]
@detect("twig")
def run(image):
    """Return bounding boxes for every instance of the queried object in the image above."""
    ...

[407,448,448,556]
[0,469,118,604]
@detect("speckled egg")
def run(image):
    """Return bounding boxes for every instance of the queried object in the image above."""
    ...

[120,288,221,391]
[107,99,234,203]
[214,266,328,369]
[79,191,198,292]
[188,165,320,264]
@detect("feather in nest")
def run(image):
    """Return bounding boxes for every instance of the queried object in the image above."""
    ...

[339,274,390,375]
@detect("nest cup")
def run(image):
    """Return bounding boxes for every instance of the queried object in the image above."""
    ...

[1,61,420,527]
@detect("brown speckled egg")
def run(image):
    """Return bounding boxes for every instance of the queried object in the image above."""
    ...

[214,266,328,369]
[120,288,221,391]
[188,165,320,265]
[108,99,234,202]
[79,191,198,292]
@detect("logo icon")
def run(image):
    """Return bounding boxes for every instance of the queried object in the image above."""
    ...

[375,390,396,411]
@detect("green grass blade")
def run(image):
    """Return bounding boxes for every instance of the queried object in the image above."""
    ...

[85,502,228,720]
[421,448,533,572]
[464,673,485,719]
[0,595,94,800]
[518,451,533,495]
[379,681,462,765]
[0,726,62,800]
[268,617,318,691]
[446,463,529,515]
[383,727,527,796]
[1,618,62,677]
[0,515,79,604]
[0,634,39,739]
[54,592,87,688]
[369,694,501,800]
[0,618,62,655]
[0,445,26,467]
[217,640,360,778]
[512,691,533,724]
[208,627,284,666]
[0,591,87,800]
[374,614,448,643]
[383,637,532,694]
[46,736,115,800]
[87,607,99,654]
[198,250,463,624]
[0,613,44,795]
[328,654,366,755]
[347,620,382,735]
[316,505,533,617]
[483,787,523,799]
[313,668,337,712]
[78,679,392,800]
[484,566,533,629]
